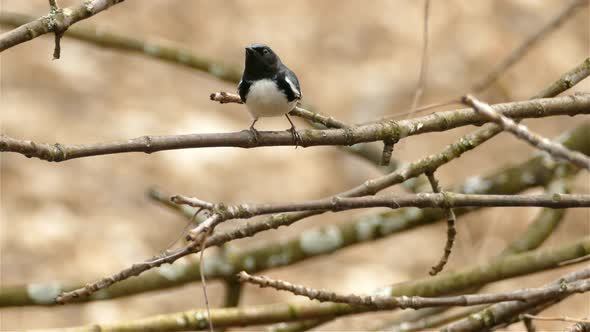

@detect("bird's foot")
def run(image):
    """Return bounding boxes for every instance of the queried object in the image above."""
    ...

[288,126,302,148]
[249,126,261,143]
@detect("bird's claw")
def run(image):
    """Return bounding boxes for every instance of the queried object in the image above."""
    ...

[249,127,261,143]
[288,126,302,148]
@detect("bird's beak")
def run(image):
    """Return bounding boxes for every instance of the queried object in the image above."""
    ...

[245,46,255,55]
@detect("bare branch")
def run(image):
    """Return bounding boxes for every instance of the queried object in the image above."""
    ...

[53,119,590,303]
[210,92,351,130]
[0,0,126,53]
[378,306,488,332]
[57,190,590,303]
[55,243,199,304]
[381,0,430,167]
[523,314,590,324]
[0,11,241,83]
[522,315,538,332]
[425,172,457,276]
[377,175,572,332]
[237,270,590,309]
[171,191,590,235]
[39,240,590,330]
[533,58,590,99]
[472,0,589,92]
[409,0,431,113]
[2,130,584,308]
[199,229,214,332]
[440,269,590,331]
[41,58,590,305]
[2,94,588,162]
[46,0,65,59]
[463,94,590,170]
[209,92,243,104]
[559,253,590,267]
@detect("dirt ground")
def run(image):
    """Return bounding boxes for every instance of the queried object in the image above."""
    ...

[1,1,589,331]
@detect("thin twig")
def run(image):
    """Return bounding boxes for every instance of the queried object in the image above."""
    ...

[0,0,126,53]
[381,0,429,166]
[559,253,590,266]
[426,172,457,276]
[199,229,214,332]
[522,314,537,332]
[463,94,590,170]
[472,0,589,92]
[409,0,431,115]
[237,270,590,309]
[47,0,64,59]
[523,314,590,324]
[210,92,351,130]
[148,187,199,219]
[380,137,398,166]
[55,243,200,304]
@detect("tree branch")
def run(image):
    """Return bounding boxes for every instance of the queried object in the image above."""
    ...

[237,270,590,310]
[376,174,572,332]
[210,91,351,130]
[408,0,431,114]
[440,268,590,331]
[2,94,589,162]
[0,11,242,83]
[171,192,590,240]
[47,0,65,59]
[35,238,590,330]
[9,58,589,308]
[0,0,125,53]
[51,120,590,304]
[463,94,590,170]
[2,129,583,307]
[425,172,457,275]
[523,314,590,325]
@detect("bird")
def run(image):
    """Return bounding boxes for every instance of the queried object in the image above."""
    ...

[238,43,302,144]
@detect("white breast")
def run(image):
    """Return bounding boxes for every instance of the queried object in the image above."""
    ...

[245,79,297,119]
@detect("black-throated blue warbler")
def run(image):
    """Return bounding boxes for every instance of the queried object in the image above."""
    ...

[238,43,302,144]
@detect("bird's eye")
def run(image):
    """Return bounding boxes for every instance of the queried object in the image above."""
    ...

[262,49,269,55]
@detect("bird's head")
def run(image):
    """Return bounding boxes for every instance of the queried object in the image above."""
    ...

[244,43,281,77]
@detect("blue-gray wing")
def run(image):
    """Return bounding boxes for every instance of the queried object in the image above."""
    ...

[278,69,301,102]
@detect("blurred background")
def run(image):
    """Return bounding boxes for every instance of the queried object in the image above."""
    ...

[0,1,589,330]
